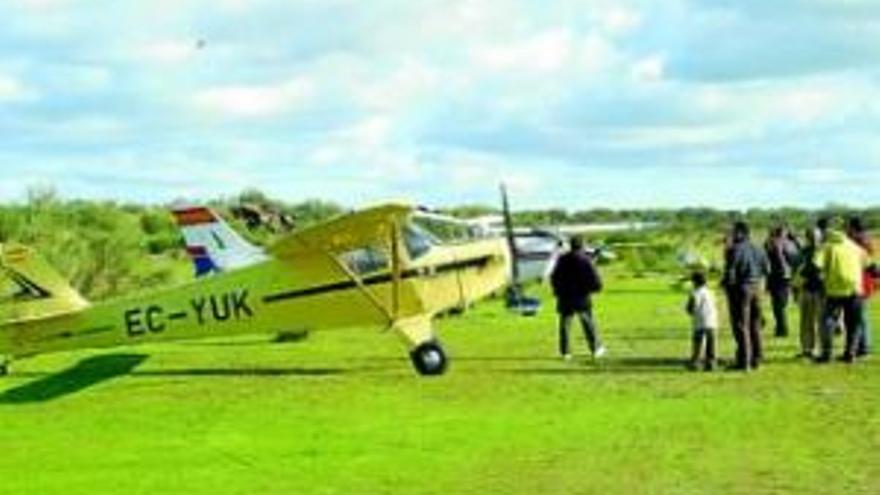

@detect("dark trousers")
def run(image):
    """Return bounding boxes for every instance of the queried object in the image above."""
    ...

[691,328,716,366]
[727,284,763,368]
[768,283,790,337]
[820,296,864,359]
[558,308,601,355]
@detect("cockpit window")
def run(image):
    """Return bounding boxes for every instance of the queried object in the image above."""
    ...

[338,245,389,275]
[411,216,475,243]
[403,223,435,260]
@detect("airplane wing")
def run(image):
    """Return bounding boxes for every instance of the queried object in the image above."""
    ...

[268,203,413,260]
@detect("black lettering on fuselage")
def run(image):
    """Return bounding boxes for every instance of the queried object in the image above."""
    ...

[231,290,253,318]
[125,306,165,337]
[125,290,255,337]
[191,297,208,325]
[190,290,254,326]
[145,305,165,333]
[125,308,146,336]
[211,294,231,321]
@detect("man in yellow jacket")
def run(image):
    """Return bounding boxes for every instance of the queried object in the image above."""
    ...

[815,224,870,363]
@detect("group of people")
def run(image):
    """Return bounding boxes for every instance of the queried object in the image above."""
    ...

[548,216,875,372]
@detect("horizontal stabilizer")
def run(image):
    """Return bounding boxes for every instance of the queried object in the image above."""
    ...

[0,244,89,323]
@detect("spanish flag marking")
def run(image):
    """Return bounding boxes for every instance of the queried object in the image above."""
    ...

[173,208,216,226]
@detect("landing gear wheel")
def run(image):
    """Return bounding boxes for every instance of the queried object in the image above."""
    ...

[410,340,448,376]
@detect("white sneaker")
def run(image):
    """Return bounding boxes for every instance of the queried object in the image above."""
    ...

[593,346,607,358]
[561,353,573,361]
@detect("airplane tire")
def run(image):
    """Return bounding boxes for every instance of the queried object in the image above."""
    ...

[410,341,448,376]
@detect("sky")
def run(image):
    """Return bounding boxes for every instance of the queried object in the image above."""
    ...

[0,0,879,210]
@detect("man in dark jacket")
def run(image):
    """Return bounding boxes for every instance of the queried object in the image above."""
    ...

[722,221,770,371]
[550,236,606,359]
[764,226,800,337]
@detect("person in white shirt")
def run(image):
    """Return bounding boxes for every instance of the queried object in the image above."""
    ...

[686,272,719,371]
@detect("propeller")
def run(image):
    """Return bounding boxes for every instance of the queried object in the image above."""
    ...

[500,183,541,316]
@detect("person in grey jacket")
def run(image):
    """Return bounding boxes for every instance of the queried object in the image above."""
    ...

[722,221,770,371]
[764,226,800,337]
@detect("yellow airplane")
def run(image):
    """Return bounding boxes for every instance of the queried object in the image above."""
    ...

[0,203,511,376]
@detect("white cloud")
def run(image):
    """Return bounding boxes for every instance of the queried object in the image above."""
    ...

[56,64,112,92]
[13,0,69,11]
[1,0,880,208]
[194,78,315,118]
[349,116,393,147]
[137,40,201,65]
[0,74,38,102]
[356,60,449,112]
[443,151,542,196]
[795,166,848,185]
[304,114,425,185]
[777,88,841,124]
[575,34,618,75]
[631,54,665,82]
[598,6,643,34]
[472,30,575,74]
[597,124,753,149]
[216,0,254,14]
[692,76,878,130]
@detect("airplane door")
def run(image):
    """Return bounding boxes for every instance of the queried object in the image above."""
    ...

[401,224,462,314]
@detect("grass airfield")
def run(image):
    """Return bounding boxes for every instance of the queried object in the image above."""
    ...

[1,275,877,495]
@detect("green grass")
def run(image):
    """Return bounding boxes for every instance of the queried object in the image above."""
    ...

[1,275,878,494]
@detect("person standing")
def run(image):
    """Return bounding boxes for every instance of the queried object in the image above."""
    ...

[685,272,719,371]
[550,235,606,360]
[722,221,769,371]
[815,220,868,363]
[794,227,824,358]
[846,217,874,357]
[764,226,800,337]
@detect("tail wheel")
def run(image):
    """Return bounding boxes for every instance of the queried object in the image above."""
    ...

[410,340,448,376]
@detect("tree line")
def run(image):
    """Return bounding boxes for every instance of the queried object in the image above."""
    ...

[0,187,875,300]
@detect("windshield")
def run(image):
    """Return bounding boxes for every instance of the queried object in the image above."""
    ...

[411,214,478,243]
[403,223,436,260]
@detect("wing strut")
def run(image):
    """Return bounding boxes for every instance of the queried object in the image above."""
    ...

[293,236,395,325]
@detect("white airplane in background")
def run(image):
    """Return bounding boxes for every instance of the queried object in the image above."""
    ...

[467,215,659,237]
[463,186,657,284]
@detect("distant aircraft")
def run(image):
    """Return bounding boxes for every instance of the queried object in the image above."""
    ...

[466,186,630,284]
[0,203,510,376]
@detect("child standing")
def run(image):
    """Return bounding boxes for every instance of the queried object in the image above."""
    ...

[686,272,719,371]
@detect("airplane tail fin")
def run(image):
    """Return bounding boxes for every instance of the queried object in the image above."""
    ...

[171,205,268,277]
[0,244,89,323]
